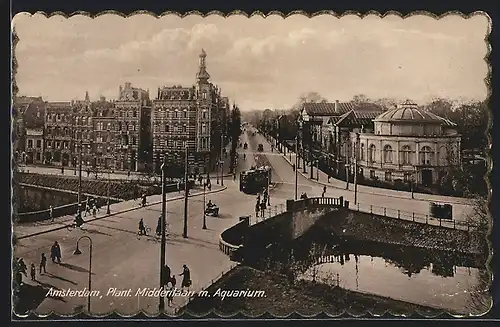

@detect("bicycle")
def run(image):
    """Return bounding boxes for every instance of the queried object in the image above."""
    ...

[154,223,172,239]
[137,226,152,239]
[67,223,84,232]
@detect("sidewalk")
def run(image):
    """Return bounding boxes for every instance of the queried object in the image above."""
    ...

[14,184,227,239]
[270,135,470,205]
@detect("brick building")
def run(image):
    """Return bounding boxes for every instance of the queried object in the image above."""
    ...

[44,101,75,166]
[114,83,151,171]
[151,49,228,175]
[92,96,116,169]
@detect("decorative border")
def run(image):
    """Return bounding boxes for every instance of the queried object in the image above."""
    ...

[10,10,493,320]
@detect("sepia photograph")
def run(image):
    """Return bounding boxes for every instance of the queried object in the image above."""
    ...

[11,11,491,318]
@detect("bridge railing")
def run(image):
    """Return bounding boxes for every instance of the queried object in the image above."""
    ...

[219,217,249,260]
[351,201,478,232]
[16,200,89,223]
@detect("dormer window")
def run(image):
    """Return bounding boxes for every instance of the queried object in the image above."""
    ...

[202,91,207,100]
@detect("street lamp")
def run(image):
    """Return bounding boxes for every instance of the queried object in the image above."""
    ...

[220,133,224,187]
[73,236,93,313]
[295,118,303,200]
[159,154,168,312]
[203,174,208,230]
[106,168,111,214]
[354,133,359,205]
[183,146,189,239]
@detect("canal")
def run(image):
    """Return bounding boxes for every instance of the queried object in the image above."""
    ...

[248,224,490,315]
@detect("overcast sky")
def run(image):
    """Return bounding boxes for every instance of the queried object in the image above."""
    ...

[13,13,490,110]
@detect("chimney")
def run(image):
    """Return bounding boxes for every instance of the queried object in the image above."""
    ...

[335,100,340,113]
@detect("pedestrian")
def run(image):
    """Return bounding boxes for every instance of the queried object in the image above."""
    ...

[292,163,296,172]
[327,172,331,183]
[92,203,97,217]
[255,201,260,218]
[39,253,47,274]
[165,279,174,306]
[198,175,203,186]
[18,258,27,277]
[49,205,54,222]
[61,166,64,174]
[322,186,326,198]
[156,216,162,237]
[179,264,192,290]
[128,170,131,178]
[30,263,36,281]
[177,180,181,194]
[51,241,62,263]
[260,200,267,218]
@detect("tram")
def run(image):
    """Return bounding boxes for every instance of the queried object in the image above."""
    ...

[239,166,272,194]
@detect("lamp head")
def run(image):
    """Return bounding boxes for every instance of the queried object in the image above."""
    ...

[73,245,82,255]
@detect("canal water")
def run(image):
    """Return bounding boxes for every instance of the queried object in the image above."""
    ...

[298,252,487,314]
[249,225,490,315]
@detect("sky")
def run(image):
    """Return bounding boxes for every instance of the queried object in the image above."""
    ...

[12,12,490,111]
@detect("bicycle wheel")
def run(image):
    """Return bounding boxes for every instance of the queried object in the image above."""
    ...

[136,231,142,240]
[146,227,151,235]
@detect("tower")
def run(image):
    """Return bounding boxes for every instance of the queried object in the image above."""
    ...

[85,91,90,102]
[196,49,211,84]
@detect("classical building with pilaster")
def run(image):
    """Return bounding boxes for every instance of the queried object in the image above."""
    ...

[351,100,461,187]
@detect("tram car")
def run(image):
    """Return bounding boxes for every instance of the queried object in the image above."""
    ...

[239,166,272,194]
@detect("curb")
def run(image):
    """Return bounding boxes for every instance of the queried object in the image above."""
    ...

[16,186,228,240]
[280,152,469,206]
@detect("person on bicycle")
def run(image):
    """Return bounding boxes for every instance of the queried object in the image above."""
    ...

[206,200,215,211]
[138,218,146,235]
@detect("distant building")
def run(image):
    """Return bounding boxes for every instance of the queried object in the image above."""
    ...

[14,96,45,162]
[92,96,116,169]
[151,49,228,174]
[351,100,461,187]
[44,101,74,166]
[25,128,44,164]
[114,83,151,171]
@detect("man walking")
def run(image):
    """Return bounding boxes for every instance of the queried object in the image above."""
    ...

[39,253,47,274]
[49,205,54,222]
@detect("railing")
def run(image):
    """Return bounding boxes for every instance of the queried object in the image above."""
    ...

[219,236,243,257]
[351,201,477,232]
[219,218,248,258]
[16,200,89,223]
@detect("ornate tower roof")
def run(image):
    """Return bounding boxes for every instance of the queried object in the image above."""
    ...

[196,49,211,83]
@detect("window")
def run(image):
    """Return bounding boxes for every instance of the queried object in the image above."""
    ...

[182,125,187,133]
[202,91,207,100]
[383,145,393,163]
[385,171,392,182]
[370,170,376,179]
[165,125,170,132]
[202,124,208,134]
[360,144,364,161]
[420,146,434,165]
[175,111,178,118]
[28,140,33,148]
[202,111,207,119]
[133,110,137,118]
[36,140,41,148]
[403,172,411,183]
[183,111,187,118]
[401,145,412,165]
[369,144,376,163]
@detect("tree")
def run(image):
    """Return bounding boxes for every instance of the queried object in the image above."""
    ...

[351,94,371,104]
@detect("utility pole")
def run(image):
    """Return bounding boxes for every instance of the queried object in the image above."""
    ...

[295,134,299,200]
[183,146,189,238]
[78,140,82,208]
[158,154,167,312]
[220,133,224,187]
[354,133,359,205]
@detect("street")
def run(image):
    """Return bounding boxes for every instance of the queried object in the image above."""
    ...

[14,136,287,316]
[14,128,475,316]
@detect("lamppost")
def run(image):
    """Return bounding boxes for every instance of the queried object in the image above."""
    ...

[183,146,189,239]
[220,133,224,187]
[411,167,417,199]
[73,236,93,313]
[202,174,208,230]
[295,118,303,200]
[106,168,111,214]
[345,163,350,190]
[354,133,359,205]
[159,154,168,312]
[77,139,83,210]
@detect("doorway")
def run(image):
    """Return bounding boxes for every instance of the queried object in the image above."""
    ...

[421,169,433,187]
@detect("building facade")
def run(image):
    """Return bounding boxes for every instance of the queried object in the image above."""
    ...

[114,83,151,171]
[44,101,75,166]
[72,92,95,168]
[25,128,44,164]
[151,49,227,175]
[351,100,461,187]
[92,96,116,169]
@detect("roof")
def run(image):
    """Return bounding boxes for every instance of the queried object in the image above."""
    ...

[374,104,457,126]
[303,101,383,117]
[24,102,46,128]
[335,109,384,127]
